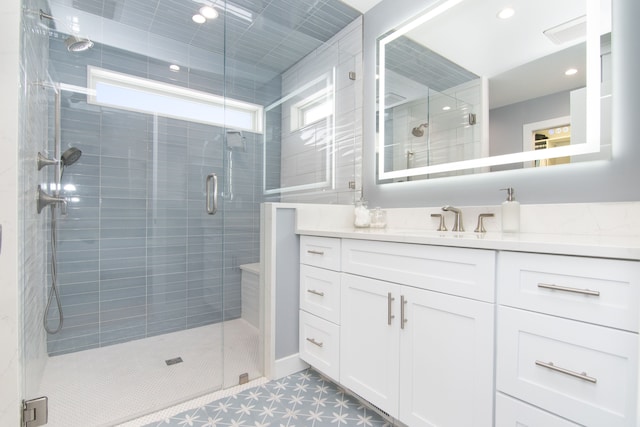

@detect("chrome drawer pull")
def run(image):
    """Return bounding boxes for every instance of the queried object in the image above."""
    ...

[400,295,407,330]
[307,289,325,297]
[388,292,395,325]
[535,360,597,383]
[537,283,600,297]
[306,337,323,347]
[307,250,325,255]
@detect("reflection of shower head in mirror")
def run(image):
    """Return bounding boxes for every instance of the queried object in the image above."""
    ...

[411,123,429,137]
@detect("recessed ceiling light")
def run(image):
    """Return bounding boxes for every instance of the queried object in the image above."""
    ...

[442,106,451,111]
[169,64,180,72]
[565,68,578,76]
[497,7,515,19]
[192,14,206,24]
[200,6,219,19]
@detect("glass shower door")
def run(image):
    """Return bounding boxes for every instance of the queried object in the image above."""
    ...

[24,80,229,425]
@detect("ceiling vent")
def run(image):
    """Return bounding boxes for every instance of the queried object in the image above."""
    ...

[543,15,587,45]
[383,92,407,106]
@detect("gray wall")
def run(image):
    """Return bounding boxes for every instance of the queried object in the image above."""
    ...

[489,90,571,172]
[274,209,300,359]
[364,0,640,207]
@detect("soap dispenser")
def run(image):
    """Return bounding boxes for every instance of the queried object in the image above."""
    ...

[500,187,520,232]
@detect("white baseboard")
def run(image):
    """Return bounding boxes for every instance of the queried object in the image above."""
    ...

[273,354,309,380]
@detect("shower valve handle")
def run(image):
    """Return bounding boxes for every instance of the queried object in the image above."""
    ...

[36,185,68,215]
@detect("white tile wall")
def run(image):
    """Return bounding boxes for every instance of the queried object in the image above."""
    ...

[21,0,50,399]
[279,17,363,204]
[0,1,23,425]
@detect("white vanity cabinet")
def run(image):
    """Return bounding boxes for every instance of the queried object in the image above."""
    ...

[340,239,495,427]
[496,251,640,427]
[297,231,640,427]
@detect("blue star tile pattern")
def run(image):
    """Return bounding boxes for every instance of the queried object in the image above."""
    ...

[143,369,391,427]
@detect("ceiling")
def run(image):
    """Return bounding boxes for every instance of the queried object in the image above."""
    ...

[384,0,611,109]
[46,0,363,82]
[339,0,382,13]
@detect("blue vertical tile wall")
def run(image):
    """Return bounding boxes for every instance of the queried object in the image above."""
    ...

[46,39,262,355]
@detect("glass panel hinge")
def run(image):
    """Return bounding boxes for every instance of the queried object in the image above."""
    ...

[22,397,48,427]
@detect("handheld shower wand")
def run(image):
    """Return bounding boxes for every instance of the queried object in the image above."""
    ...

[39,146,82,334]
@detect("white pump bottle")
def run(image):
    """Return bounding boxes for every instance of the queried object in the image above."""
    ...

[500,187,520,233]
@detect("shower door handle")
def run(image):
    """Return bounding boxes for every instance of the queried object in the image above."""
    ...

[206,173,218,215]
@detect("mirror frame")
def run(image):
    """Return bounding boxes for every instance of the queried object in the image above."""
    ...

[377,0,602,181]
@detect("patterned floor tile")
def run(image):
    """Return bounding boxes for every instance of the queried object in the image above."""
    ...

[143,369,391,427]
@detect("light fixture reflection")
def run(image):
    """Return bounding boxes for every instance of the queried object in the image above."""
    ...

[200,6,219,19]
[169,64,181,72]
[565,68,578,76]
[192,14,206,24]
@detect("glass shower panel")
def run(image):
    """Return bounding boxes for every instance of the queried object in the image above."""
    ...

[34,90,228,425]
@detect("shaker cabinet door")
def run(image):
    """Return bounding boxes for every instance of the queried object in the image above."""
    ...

[340,273,400,418]
[399,287,495,427]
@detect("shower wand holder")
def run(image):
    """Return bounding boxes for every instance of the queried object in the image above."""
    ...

[37,185,67,215]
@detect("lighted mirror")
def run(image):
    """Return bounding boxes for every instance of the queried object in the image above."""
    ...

[377,0,611,181]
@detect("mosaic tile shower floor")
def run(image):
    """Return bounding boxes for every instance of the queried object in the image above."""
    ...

[141,369,391,427]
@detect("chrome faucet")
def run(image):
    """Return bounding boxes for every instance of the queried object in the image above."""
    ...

[442,205,464,232]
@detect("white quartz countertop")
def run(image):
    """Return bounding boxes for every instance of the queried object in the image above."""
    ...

[296,227,640,260]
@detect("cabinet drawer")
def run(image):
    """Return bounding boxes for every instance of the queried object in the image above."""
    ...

[300,236,341,271]
[300,264,341,324]
[342,239,495,302]
[299,310,339,381]
[495,393,581,427]
[496,306,638,427]
[498,251,640,331]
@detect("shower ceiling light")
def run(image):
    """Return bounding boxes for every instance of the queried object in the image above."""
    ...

[192,13,206,24]
[169,64,181,72]
[200,6,219,19]
[565,68,578,76]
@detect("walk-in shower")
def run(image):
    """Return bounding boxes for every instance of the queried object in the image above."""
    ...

[20,0,362,425]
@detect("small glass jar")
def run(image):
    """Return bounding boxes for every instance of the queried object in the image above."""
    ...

[354,199,371,228]
[370,207,387,228]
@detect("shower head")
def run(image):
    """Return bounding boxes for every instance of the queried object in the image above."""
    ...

[411,123,429,137]
[61,147,82,166]
[65,35,94,52]
[39,10,94,53]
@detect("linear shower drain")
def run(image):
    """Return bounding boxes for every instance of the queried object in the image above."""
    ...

[165,357,183,366]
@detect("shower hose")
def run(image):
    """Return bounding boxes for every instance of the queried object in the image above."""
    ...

[44,205,64,334]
